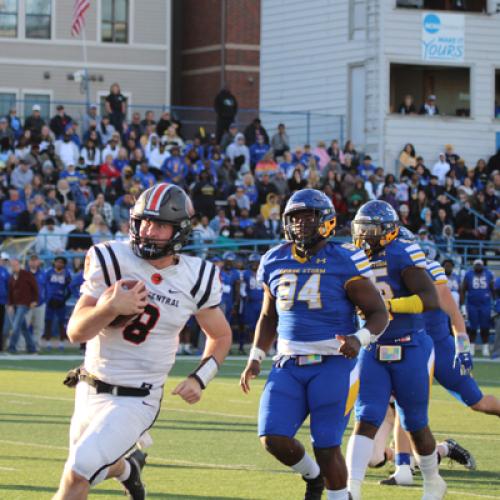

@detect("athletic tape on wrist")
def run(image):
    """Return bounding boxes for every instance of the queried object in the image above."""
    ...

[354,328,372,347]
[455,334,470,353]
[189,356,219,389]
[249,346,266,363]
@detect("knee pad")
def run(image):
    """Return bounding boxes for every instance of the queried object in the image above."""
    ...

[66,441,109,485]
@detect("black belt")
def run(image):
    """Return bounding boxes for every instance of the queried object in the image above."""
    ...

[79,371,151,397]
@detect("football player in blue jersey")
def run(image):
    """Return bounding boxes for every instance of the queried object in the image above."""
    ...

[379,252,500,486]
[219,251,241,326]
[347,201,446,500]
[460,259,495,357]
[492,276,500,359]
[242,252,264,346]
[441,258,461,305]
[239,189,389,500]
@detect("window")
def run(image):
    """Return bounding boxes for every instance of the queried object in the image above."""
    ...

[389,63,470,117]
[396,0,486,12]
[0,0,18,38]
[23,93,50,122]
[0,92,17,117]
[102,0,128,43]
[25,0,51,39]
[350,0,366,40]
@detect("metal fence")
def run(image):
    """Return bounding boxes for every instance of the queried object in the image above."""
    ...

[1,98,345,149]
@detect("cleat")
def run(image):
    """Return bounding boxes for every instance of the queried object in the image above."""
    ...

[303,474,324,500]
[121,449,147,500]
[482,344,489,357]
[422,475,446,500]
[380,465,413,486]
[445,439,476,470]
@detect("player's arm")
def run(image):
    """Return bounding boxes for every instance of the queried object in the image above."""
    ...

[459,278,468,306]
[172,306,232,405]
[436,282,473,375]
[240,284,278,394]
[66,281,148,343]
[337,278,389,357]
[388,267,439,314]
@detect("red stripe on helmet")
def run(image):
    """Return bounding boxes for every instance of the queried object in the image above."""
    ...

[147,183,169,212]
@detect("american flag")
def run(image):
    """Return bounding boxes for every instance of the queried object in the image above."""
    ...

[71,0,90,37]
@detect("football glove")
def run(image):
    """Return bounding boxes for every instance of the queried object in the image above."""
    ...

[453,334,473,376]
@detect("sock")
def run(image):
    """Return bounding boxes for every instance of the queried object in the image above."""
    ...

[326,487,349,499]
[437,441,449,459]
[290,452,320,479]
[415,449,440,481]
[346,434,374,482]
[116,459,131,482]
[395,452,411,466]
[394,464,413,483]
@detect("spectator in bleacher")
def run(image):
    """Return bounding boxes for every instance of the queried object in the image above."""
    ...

[149,138,170,172]
[419,94,439,115]
[214,86,238,143]
[49,105,72,139]
[35,217,65,255]
[155,111,172,138]
[11,159,33,189]
[279,150,295,179]
[134,159,156,189]
[225,195,240,221]
[0,117,14,145]
[288,167,307,193]
[249,134,270,168]
[357,155,376,181]
[260,191,281,222]
[347,179,369,216]
[92,219,113,244]
[474,158,489,190]
[220,122,239,152]
[398,94,417,115]
[82,103,100,137]
[105,83,127,134]
[272,169,288,197]
[24,104,45,139]
[163,124,184,151]
[343,140,360,167]
[128,111,143,139]
[244,117,269,145]
[112,147,130,173]
[99,115,116,146]
[25,254,46,350]
[193,215,216,244]
[102,131,121,161]
[226,133,250,174]
[312,141,330,170]
[6,257,38,354]
[162,144,188,186]
[55,132,80,168]
[0,257,9,351]
[432,152,450,185]
[264,211,282,240]
[80,138,101,169]
[398,143,416,175]
[2,187,25,230]
[327,139,344,164]
[5,107,22,140]
[39,126,55,151]
[270,123,290,159]
[141,110,156,131]
[417,227,438,260]
[86,193,113,228]
[209,208,230,235]
[113,192,134,227]
[114,220,130,242]
[66,217,93,251]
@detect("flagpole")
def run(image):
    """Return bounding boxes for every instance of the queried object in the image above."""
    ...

[81,23,91,111]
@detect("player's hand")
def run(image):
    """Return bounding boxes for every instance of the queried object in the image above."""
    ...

[102,280,148,316]
[336,335,361,359]
[171,377,202,404]
[454,334,473,376]
[239,360,261,394]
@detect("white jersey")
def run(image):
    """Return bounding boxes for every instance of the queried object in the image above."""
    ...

[81,240,222,388]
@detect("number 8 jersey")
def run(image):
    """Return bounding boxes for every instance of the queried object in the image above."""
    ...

[257,241,373,355]
[81,241,222,388]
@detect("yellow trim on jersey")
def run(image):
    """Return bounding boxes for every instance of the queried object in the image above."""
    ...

[410,252,426,261]
[355,260,370,271]
[434,279,447,285]
[344,378,360,416]
[344,275,364,289]
[291,245,308,263]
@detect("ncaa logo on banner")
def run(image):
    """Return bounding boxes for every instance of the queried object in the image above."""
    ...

[421,12,464,62]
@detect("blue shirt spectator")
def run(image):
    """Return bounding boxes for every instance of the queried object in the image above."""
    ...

[249,137,270,167]
[357,156,377,181]
[2,189,26,230]
[0,264,10,304]
[162,147,188,186]
[135,161,156,189]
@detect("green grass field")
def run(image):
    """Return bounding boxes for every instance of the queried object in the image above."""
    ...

[0,356,499,500]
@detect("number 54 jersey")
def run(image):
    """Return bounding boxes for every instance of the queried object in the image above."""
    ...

[81,241,222,388]
[257,241,373,355]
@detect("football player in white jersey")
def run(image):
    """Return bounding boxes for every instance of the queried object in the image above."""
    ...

[53,184,232,500]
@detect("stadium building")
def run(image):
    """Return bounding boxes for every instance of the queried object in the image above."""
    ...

[260,0,500,171]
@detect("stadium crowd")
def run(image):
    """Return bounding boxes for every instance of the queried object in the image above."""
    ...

[0,84,498,356]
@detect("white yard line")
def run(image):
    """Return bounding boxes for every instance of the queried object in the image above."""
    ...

[0,466,17,471]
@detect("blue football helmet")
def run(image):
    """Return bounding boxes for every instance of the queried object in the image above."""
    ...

[283,189,336,254]
[352,200,399,255]
[398,226,416,242]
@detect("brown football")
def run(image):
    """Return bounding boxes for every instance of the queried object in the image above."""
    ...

[97,280,142,327]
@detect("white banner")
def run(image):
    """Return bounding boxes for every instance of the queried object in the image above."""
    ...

[422,12,464,62]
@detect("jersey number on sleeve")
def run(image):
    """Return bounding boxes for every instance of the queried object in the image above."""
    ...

[122,304,160,345]
[277,273,322,310]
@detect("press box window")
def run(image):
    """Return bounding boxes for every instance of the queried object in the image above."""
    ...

[396,0,486,12]
[102,0,128,43]
[390,63,470,117]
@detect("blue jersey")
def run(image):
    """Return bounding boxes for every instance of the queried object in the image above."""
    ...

[243,269,264,303]
[220,268,240,303]
[446,271,461,296]
[45,268,72,302]
[257,241,372,343]
[463,269,494,306]
[495,277,500,314]
[423,260,450,342]
[70,271,84,300]
[0,265,10,304]
[32,269,47,305]
[370,239,427,341]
